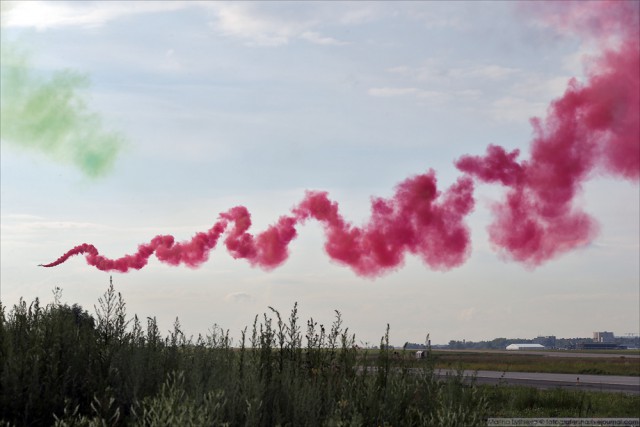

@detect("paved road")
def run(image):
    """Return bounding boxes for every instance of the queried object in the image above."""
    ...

[435,369,640,394]
[434,349,640,359]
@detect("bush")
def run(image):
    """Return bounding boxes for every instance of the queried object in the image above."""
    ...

[1,278,637,426]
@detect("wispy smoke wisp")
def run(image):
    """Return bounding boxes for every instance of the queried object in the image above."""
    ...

[1,5,125,178]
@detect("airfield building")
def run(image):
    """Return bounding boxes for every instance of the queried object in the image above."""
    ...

[533,335,556,348]
[506,343,545,351]
[578,342,627,350]
[593,331,615,343]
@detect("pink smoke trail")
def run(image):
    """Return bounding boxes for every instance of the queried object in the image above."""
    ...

[455,0,639,266]
[41,1,639,275]
[41,173,474,277]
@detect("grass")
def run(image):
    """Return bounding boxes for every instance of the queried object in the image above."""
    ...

[353,349,640,376]
[1,278,638,426]
[428,351,640,376]
[482,385,640,418]
[554,349,640,356]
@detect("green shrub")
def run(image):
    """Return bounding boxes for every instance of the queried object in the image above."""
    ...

[1,278,638,426]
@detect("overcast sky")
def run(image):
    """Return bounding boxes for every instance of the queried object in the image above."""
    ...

[1,1,638,346]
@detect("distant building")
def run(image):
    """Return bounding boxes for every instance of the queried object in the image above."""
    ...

[593,331,615,343]
[618,333,640,349]
[578,342,626,350]
[533,336,556,348]
[506,343,545,351]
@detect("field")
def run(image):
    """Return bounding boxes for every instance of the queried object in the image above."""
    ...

[429,350,640,377]
[353,348,640,377]
[1,281,638,426]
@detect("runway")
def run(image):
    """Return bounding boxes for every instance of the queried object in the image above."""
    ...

[433,349,640,359]
[435,369,640,394]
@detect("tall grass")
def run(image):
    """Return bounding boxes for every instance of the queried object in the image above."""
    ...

[1,279,637,426]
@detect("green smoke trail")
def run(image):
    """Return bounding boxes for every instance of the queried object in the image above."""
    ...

[0,4,125,178]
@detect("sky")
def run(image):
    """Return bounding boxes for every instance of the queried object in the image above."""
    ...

[1,1,638,346]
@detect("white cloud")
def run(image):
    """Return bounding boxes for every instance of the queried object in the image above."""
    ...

[0,213,46,221]
[452,64,520,80]
[457,307,476,322]
[592,238,640,251]
[511,74,572,101]
[0,216,107,233]
[561,44,595,76]
[388,60,520,82]
[208,3,298,47]
[488,96,547,123]
[367,87,451,105]
[3,1,360,48]
[225,292,254,303]
[415,90,451,103]
[400,3,465,30]
[206,3,353,47]
[336,5,382,25]
[367,87,419,97]
[530,292,638,303]
[386,60,444,81]
[455,89,482,98]
[300,31,346,46]
[2,1,186,30]
[0,214,210,237]
[382,59,572,122]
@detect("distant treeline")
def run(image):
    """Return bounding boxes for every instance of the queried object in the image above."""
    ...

[446,337,639,350]
[1,279,637,426]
